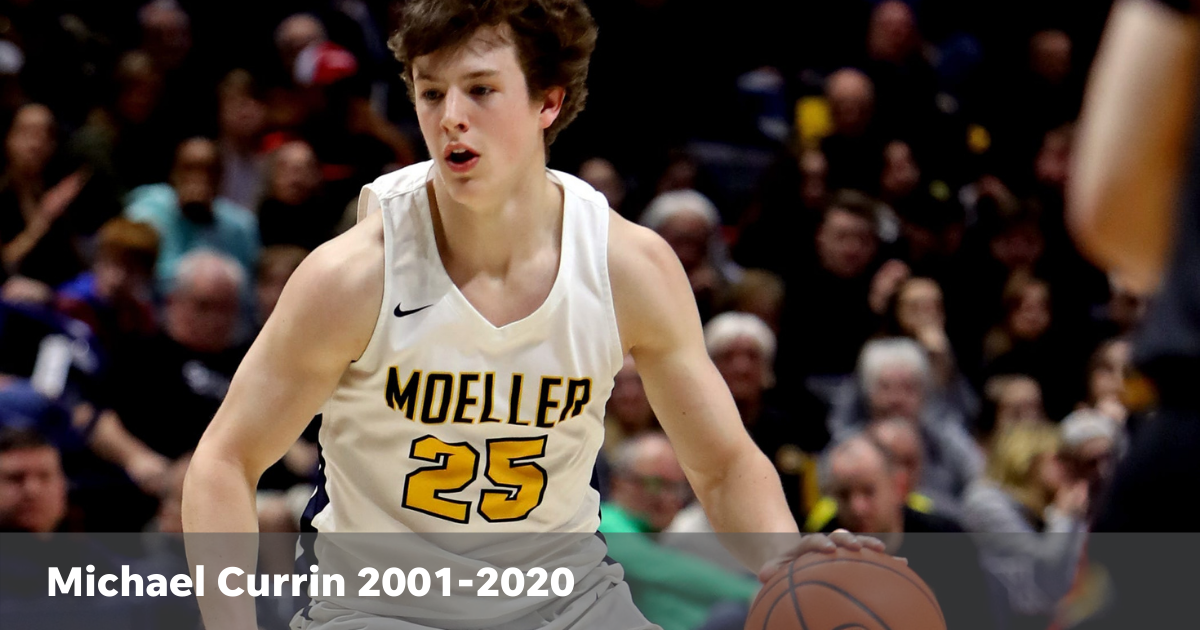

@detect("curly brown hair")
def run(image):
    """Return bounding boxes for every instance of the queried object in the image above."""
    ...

[388,0,597,147]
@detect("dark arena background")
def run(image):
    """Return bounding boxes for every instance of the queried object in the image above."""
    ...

[1,1,1197,630]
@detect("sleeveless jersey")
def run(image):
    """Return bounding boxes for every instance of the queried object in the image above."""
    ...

[294,162,628,625]
[308,161,624,536]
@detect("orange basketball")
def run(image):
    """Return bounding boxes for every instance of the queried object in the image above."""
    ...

[744,548,945,630]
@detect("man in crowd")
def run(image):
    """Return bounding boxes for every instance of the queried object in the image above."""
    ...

[828,337,983,511]
[599,432,761,630]
[820,432,995,630]
[124,137,259,291]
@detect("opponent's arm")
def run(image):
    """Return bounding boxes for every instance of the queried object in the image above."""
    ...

[1069,0,1200,294]
[181,213,383,630]
[609,215,877,577]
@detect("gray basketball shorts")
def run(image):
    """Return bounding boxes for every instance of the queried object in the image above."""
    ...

[289,564,660,630]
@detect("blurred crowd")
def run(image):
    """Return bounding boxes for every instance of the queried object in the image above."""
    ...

[0,1,1168,630]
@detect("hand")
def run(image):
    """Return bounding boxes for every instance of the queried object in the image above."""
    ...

[127,451,172,497]
[1053,479,1090,520]
[868,259,911,315]
[35,169,89,229]
[1094,396,1128,426]
[757,529,888,584]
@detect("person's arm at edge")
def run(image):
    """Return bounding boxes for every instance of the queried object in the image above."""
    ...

[1069,0,1200,294]
[180,212,384,630]
[608,213,879,580]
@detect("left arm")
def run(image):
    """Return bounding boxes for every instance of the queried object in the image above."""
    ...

[1069,0,1200,293]
[608,214,876,577]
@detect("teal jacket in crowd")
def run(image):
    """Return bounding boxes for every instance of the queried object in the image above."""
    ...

[598,501,760,630]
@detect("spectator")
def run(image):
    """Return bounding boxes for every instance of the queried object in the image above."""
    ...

[982,272,1085,417]
[879,140,921,208]
[124,136,260,291]
[0,299,170,529]
[603,354,658,457]
[639,189,741,322]
[705,312,828,521]
[776,191,882,383]
[821,69,885,193]
[961,422,1089,627]
[258,140,339,250]
[818,432,996,630]
[733,148,828,276]
[599,432,759,630]
[255,244,309,327]
[827,337,984,511]
[878,276,980,420]
[69,50,174,192]
[806,416,941,531]
[577,157,627,214]
[216,69,268,209]
[1,103,89,286]
[55,217,160,354]
[1080,338,1133,425]
[727,269,785,335]
[274,14,329,88]
[977,374,1048,445]
[862,1,941,147]
[1057,408,1120,523]
[105,250,249,472]
[0,426,68,533]
[137,0,214,139]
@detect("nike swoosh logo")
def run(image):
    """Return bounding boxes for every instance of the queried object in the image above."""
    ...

[394,302,432,318]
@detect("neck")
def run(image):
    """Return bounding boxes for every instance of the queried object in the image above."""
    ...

[430,160,561,276]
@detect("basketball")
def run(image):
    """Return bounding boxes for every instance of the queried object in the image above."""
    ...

[744,548,945,630]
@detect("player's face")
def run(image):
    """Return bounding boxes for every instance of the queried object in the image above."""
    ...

[412,27,563,207]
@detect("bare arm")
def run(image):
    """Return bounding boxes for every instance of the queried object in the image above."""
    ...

[1069,0,1200,294]
[609,215,800,572]
[181,213,383,630]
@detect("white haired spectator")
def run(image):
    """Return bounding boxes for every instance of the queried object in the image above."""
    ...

[704,311,828,523]
[704,312,776,369]
[859,337,932,398]
[638,189,742,321]
[827,337,983,516]
[639,189,722,233]
[173,248,247,296]
[1059,409,1118,451]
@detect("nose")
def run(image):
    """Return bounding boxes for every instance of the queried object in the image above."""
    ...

[441,88,469,134]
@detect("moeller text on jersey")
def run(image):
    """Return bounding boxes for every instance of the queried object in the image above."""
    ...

[385,368,592,429]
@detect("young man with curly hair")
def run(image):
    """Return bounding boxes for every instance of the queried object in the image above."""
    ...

[183,2,880,629]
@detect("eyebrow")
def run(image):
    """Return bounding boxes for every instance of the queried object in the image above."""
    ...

[413,69,500,82]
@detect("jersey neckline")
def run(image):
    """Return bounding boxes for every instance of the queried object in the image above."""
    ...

[416,163,572,335]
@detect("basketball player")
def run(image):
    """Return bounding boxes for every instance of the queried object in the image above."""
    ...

[1069,0,1200,626]
[181,2,881,629]
[1070,0,1200,532]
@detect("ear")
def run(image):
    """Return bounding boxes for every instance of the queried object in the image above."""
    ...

[538,86,566,130]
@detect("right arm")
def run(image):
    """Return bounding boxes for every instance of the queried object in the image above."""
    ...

[181,212,383,630]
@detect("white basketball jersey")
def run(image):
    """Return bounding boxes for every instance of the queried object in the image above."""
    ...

[306,161,623,537]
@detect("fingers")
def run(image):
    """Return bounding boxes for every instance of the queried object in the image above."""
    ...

[858,535,888,553]
[828,529,863,551]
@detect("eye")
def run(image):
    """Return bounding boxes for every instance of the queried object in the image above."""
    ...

[421,89,443,102]
[470,85,494,97]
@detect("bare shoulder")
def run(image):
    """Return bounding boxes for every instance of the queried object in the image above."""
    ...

[268,210,385,361]
[607,210,702,354]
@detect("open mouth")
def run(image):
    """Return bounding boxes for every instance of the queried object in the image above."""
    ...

[448,149,478,165]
